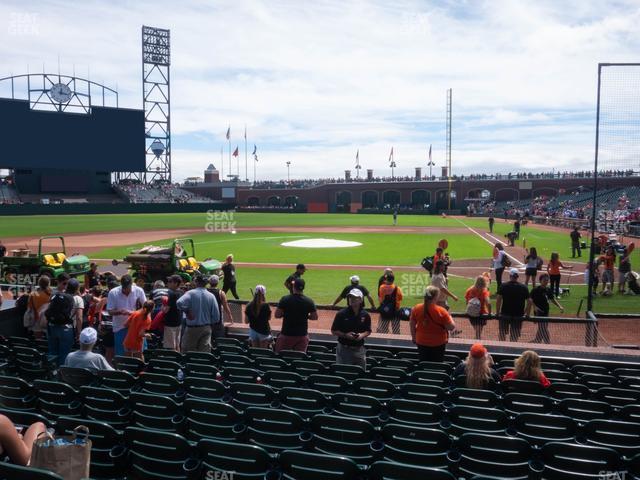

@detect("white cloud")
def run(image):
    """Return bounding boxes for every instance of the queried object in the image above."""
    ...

[1,0,639,181]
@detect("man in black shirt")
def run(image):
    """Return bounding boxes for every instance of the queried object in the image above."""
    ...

[284,264,306,293]
[514,219,521,239]
[221,254,239,299]
[275,278,317,352]
[496,268,530,342]
[0,240,5,258]
[529,273,563,344]
[331,289,371,369]
[163,275,184,351]
[570,227,582,258]
[488,216,495,233]
[332,275,376,309]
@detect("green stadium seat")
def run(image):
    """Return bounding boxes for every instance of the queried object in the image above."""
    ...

[387,398,443,428]
[113,355,145,375]
[548,382,591,400]
[583,419,640,459]
[352,378,397,402]
[253,356,289,372]
[148,358,183,376]
[278,387,330,419]
[453,375,499,391]
[57,366,98,388]
[0,375,37,410]
[368,366,408,384]
[381,423,451,468]
[279,449,361,480]
[33,380,82,418]
[409,369,450,387]
[149,348,184,364]
[328,363,366,382]
[98,369,137,395]
[619,404,640,423]
[278,349,309,361]
[130,391,185,432]
[448,388,501,409]
[136,372,184,401]
[308,414,378,466]
[539,442,620,480]
[307,374,348,395]
[262,370,304,390]
[0,407,51,428]
[502,392,553,415]
[184,351,217,365]
[594,387,640,408]
[291,359,327,378]
[543,369,576,383]
[229,381,277,410]
[331,392,384,424]
[368,461,455,480]
[223,366,260,384]
[215,344,247,357]
[396,350,421,361]
[79,385,131,429]
[124,426,198,480]
[446,405,509,438]
[366,348,394,360]
[214,337,245,348]
[416,361,454,375]
[184,376,226,401]
[198,438,273,480]
[579,373,619,390]
[184,362,221,380]
[541,361,568,371]
[12,345,56,380]
[557,398,613,424]
[453,433,532,480]
[243,406,306,453]
[247,346,276,358]
[399,383,446,403]
[307,344,331,353]
[184,398,242,442]
[56,416,126,479]
[308,351,337,366]
[379,358,414,371]
[572,364,610,376]
[512,412,577,446]
[220,352,255,369]
[501,378,545,395]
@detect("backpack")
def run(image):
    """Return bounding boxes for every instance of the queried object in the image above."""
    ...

[421,256,434,272]
[500,252,512,268]
[45,292,75,326]
[466,297,482,318]
[379,287,398,319]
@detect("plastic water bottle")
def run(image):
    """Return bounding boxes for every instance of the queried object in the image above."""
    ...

[177,368,184,381]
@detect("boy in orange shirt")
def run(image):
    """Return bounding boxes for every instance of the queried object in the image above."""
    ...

[123,300,155,361]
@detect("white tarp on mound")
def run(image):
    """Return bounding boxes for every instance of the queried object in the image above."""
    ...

[281,238,362,248]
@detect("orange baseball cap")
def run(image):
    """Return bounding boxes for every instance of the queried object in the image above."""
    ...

[470,343,487,358]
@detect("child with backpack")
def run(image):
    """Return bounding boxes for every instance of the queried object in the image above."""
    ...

[123,300,155,361]
[465,276,492,340]
[377,274,403,334]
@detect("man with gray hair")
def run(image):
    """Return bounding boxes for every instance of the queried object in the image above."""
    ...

[208,275,234,324]
[177,275,221,352]
[64,327,113,371]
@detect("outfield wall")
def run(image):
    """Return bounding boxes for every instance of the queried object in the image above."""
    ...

[0,202,236,216]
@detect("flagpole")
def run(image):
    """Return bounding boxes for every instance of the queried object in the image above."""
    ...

[228,133,231,180]
[244,125,248,182]
[254,157,257,185]
[220,146,224,180]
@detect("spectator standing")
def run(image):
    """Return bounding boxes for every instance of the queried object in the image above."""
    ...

[377,268,393,290]
[546,252,566,297]
[208,275,234,324]
[163,275,184,351]
[453,343,501,389]
[495,268,530,342]
[598,246,616,294]
[53,272,70,294]
[106,274,147,357]
[274,278,318,353]
[222,254,240,299]
[45,279,77,366]
[502,350,551,387]
[488,215,495,233]
[66,279,85,342]
[84,262,101,289]
[377,274,403,334]
[123,300,155,361]
[524,247,543,287]
[464,276,491,340]
[64,327,114,371]
[26,275,52,339]
[492,243,508,291]
[284,264,306,293]
[177,275,221,352]
[514,218,521,239]
[409,286,456,362]
[245,285,272,348]
[331,289,371,369]
[332,275,376,309]
[0,241,5,258]
[570,227,582,258]
[151,280,169,317]
[529,273,564,344]
[431,260,458,310]
[618,246,632,294]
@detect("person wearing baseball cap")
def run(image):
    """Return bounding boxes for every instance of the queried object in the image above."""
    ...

[453,343,500,389]
[63,327,113,371]
[275,275,317,353]
[107,273,147,357]
[331,288,371,369]
[331,275,376,309]
[284,264,306,293]
[495,267,530,342]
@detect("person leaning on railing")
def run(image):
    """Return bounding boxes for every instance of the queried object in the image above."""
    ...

[409,286,456,362]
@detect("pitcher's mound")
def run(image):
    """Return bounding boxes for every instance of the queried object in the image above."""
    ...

[281,238,362,248]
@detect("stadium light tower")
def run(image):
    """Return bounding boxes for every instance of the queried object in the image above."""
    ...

[286,161,291,184]
[142,26,171,184]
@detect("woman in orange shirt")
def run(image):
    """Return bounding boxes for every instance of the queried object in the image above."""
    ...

[409,286,456,362]
[123,300,155,361]
[464,276,491,340]
[546,252,566,297]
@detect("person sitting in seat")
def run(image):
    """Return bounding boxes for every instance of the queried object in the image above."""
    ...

[64,327,114,371]
[453,343,501,389]
[502,350,551,387]
[0,414,47,466]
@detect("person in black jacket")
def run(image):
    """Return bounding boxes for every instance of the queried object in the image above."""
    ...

[221,254,239,299]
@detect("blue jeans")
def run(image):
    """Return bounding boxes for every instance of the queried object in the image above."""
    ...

[114,328,147,357]
[48,324,75,366]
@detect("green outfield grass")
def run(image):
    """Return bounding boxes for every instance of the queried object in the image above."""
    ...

[2,211,495,237]
[218,267,638,315]
[93,231,490,266]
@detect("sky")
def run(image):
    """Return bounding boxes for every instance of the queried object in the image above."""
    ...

[1,0,640,182]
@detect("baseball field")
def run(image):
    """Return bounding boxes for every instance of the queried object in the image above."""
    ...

[2,212,638,315]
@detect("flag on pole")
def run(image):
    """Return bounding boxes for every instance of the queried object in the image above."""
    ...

[252,144,257,155]
[244,125,247,139]
[226,126,230,140]
[428,144,432,161]
[389,147,394,163]
[232,146,239,157]
[356,149,359,162]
